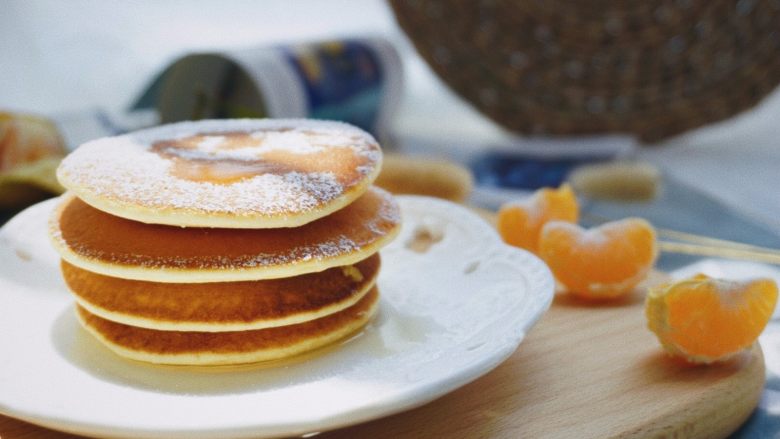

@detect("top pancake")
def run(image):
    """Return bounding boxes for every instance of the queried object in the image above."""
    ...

[56,119,382,228]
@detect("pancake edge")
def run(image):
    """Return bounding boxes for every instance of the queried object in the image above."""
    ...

[58,158,381,229]
[69,272,378,332]
[51,221,398,282]
[75,292,380,366]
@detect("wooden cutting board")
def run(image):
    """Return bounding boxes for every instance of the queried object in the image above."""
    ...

[0,272,765,439]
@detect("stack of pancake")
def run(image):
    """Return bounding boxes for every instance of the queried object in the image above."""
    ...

[48,119,400,366]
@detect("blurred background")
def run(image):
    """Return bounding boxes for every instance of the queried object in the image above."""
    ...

[3,0,780,269]
[5,3,780,436]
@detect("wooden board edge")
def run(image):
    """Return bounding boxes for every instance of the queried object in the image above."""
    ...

[618,343,765,439]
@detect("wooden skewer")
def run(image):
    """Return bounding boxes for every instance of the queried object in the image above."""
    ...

[655,228,778,253]
[582,212,780,258]
[658,241,780,266]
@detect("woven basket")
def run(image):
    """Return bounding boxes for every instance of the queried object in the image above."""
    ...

[390,0,780,143]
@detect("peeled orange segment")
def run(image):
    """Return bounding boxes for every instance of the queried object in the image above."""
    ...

[539,218,657,299]
[497,184,579,253]
[646,274,778,364]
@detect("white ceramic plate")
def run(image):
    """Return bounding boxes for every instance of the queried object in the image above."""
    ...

[0,195,553,439]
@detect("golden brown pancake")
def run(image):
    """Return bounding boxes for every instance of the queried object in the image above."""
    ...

[50,186,400,283]
[62,254,379,332]
[56,119,382,228]
[76,287,379,365]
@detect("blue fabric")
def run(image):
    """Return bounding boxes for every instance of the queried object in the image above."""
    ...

[732,371,780,438]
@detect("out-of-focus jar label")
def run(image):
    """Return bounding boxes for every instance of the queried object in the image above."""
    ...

[282,40,385,135]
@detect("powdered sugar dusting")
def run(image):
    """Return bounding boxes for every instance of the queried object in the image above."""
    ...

[372,188,402,230]
[197,135,226,152]
[58,119,382,216]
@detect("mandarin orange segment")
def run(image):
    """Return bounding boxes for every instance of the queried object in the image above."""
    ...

[646,274,778,363]
[538,218,657,299]
[497,184,579,253]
